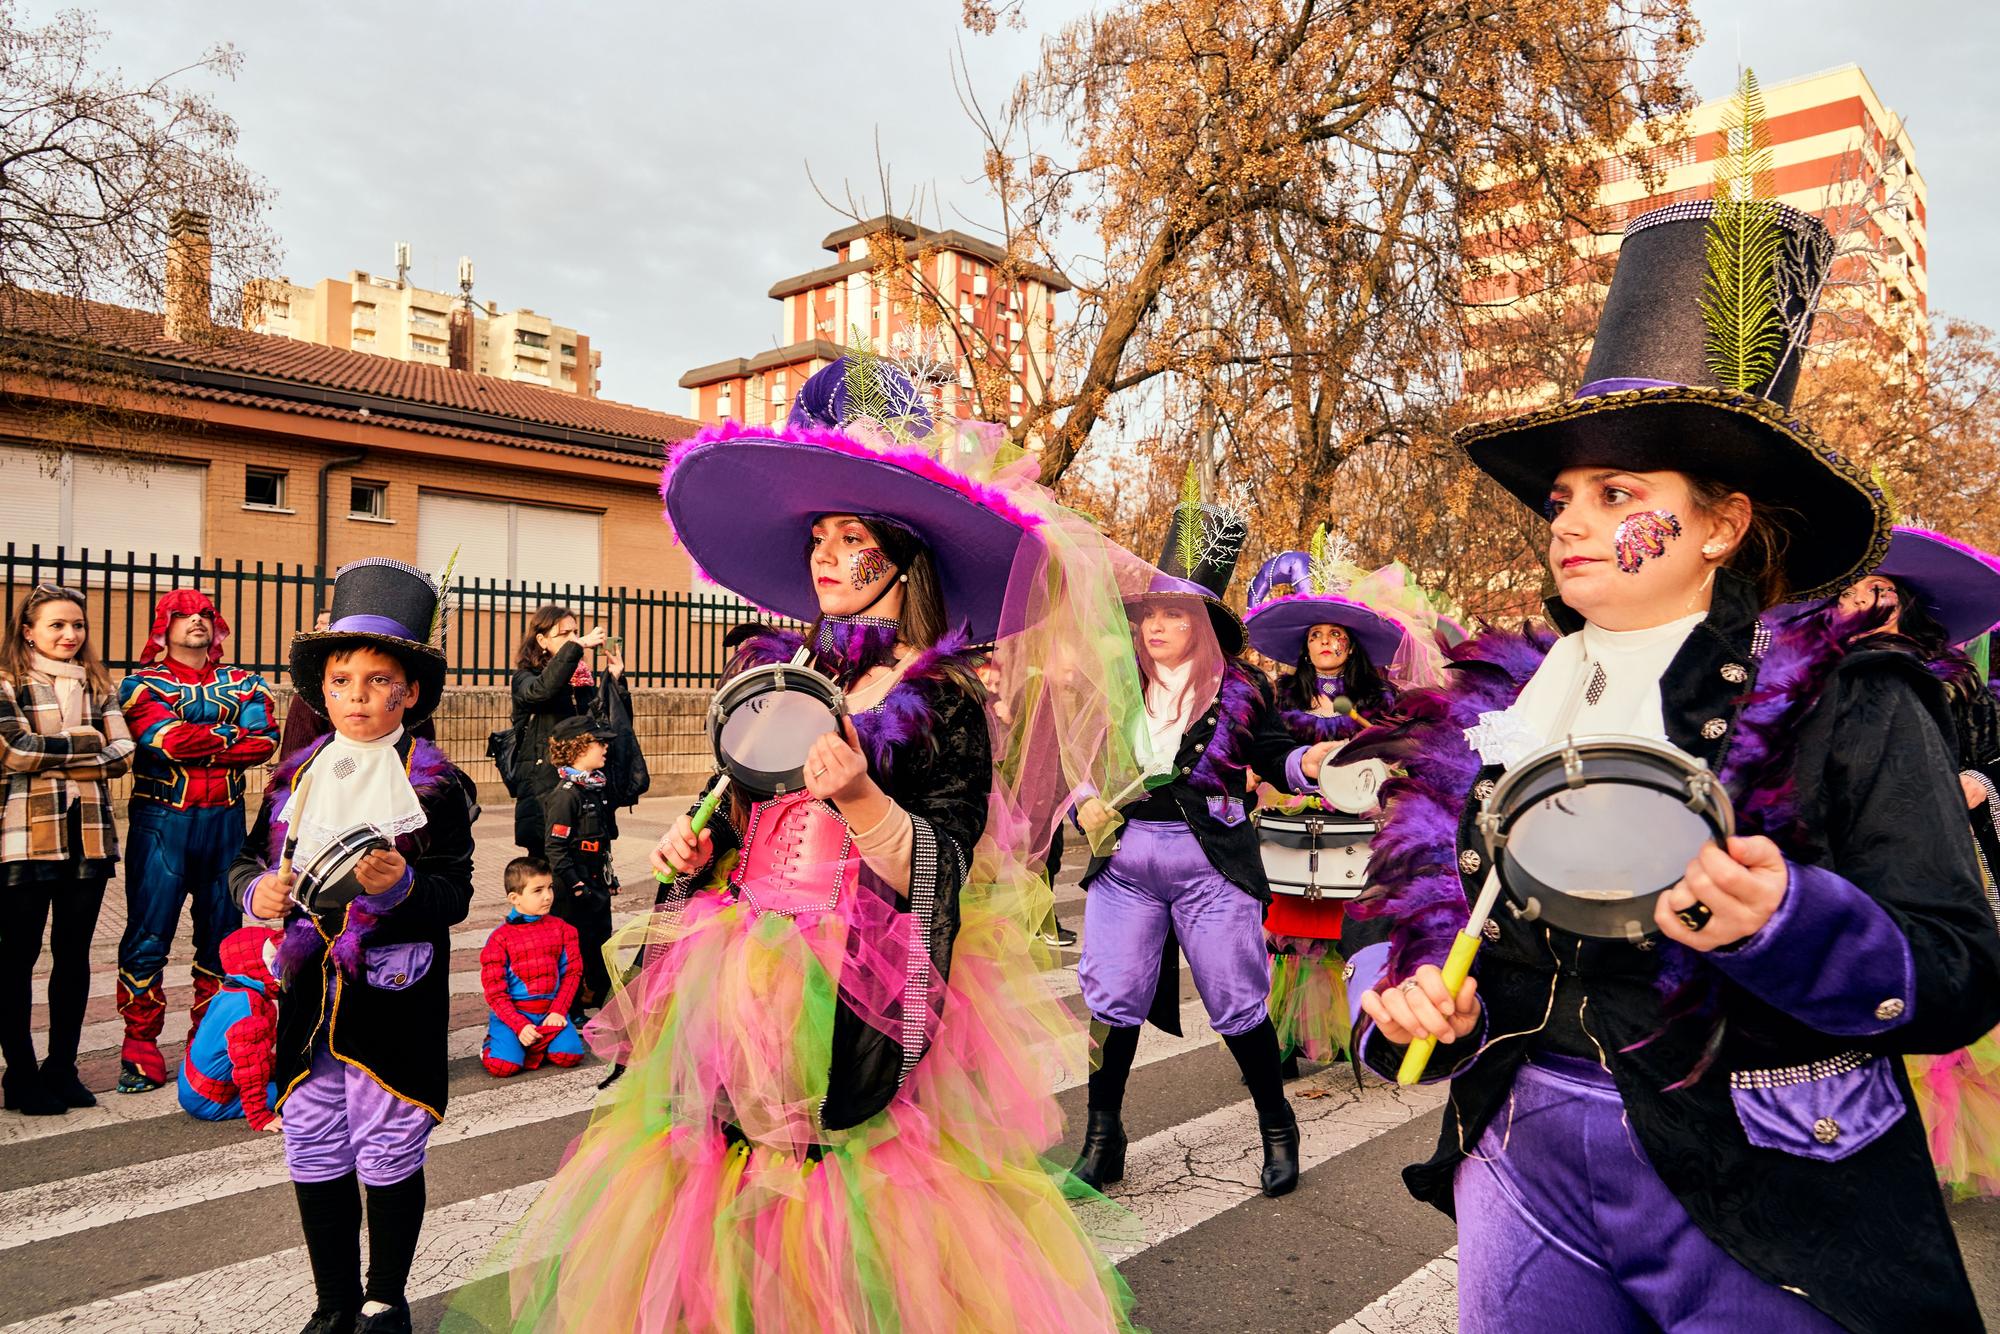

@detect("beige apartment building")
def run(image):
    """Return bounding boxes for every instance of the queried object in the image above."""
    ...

[246,247,603,398]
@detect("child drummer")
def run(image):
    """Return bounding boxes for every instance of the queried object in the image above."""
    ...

[230,558,476,1334]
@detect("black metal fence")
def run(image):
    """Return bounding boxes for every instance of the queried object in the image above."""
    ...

[3,546,794,688]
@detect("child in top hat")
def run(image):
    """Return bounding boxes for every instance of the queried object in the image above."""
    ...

[229,557,476,1334]
[479,856,587,1077]
[542,716,617,1017]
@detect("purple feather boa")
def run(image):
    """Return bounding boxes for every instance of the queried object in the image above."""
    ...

[1280,709,1359,746]
[730,626,979,777]
[1187,661,1266,796]
[266,734,457,985]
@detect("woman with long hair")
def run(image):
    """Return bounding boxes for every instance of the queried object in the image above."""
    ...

[508,604,625,855]
[454,357,1137,1332]
[0,583,134,1115]
[1350,203,2000,1331]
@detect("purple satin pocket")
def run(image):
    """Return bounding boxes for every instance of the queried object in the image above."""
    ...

[1206,793,1248,828]
[1728,1052,1905,1163]
[363,941,433,992]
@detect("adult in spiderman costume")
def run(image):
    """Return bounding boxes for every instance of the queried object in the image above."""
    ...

[116,589,279,1093]
[177,925,283,1130]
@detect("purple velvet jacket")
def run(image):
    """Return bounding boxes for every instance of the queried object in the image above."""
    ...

[1342,571,2000,1333]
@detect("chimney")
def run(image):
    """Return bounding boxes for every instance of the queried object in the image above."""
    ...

[164,209,212,341]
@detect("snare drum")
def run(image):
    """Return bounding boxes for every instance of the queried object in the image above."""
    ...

[708,659,846,799]
[1319,753,1390,816]
[1255,809,1376,900]
[1478,734,1733,941]
[294,825,395,916]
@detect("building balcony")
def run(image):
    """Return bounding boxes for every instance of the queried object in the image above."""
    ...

[409,313,446,335]
[512,366,552,385]
[351,310,377,331]
[514,340,551,361]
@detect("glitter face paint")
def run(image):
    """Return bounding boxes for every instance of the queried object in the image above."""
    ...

[848,547,894,590]
[385,683,410,710]
[1613,510,1683,575]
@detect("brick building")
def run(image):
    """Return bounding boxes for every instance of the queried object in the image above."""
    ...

[680,215,1069,432]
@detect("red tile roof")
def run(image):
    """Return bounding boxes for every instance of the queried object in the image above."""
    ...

[1,290,701,459]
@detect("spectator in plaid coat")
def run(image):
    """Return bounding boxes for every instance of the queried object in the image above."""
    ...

[0,584,135,1117]
[479,857,586,1077]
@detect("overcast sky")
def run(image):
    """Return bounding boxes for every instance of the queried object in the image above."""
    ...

[69,0,2000,414]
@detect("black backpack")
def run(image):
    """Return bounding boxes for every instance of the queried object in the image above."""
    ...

[487,726,523,798]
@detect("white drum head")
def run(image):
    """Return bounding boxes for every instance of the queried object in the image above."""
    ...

[1506,782,1710,902]
[1320,757,1389,815]
[719,690,840,774]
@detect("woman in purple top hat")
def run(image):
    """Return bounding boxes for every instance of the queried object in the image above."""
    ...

[451,356,1138,1333]
[1346,198,2000,1333]
[1068,490,1321,1200]
[1830,526,2000,1200]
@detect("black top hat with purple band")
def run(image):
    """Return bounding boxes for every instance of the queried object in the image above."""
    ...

[1124,501,1249,656]
[289,558,448,725]
[1456,200,1891,602]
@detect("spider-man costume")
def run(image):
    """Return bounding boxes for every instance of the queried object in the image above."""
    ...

[479,910,587,1076]
[115,590,279,1091]
[177,926,281,1128]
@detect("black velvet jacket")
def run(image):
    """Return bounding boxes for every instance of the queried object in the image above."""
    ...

[228,735,478,1118]
[662,644,991,1135]
[1374,574,2000,1334]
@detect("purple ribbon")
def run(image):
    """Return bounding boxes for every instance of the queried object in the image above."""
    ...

[326,613,419,640]
[1575,377,1682,399]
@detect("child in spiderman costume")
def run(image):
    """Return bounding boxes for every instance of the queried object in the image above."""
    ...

[479,857,587,1077]
[116,589,279,1094]
[177,925,282,1130]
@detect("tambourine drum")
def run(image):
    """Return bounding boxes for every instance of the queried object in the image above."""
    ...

[1255,810,1376,900]
[1480,734,1733,941]
[1319,752,1390,816]
[294,825,395,917]
[709,660,845,799]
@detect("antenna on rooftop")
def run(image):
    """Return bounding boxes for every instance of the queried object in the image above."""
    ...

[395,241,412,288]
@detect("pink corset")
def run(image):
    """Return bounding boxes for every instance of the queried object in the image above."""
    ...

[731,791,857,917]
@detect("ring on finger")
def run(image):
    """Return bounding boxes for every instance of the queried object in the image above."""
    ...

[1676,899,1713,932]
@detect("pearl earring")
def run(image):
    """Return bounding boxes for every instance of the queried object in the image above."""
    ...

[1701,542,1725,558]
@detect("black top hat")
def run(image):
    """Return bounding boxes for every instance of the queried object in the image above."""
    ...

[1124,499,1250,655]
[289,558,448,726]
[1456,200,1890,602]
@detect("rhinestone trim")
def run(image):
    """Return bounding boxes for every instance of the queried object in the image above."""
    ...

[1625,198,1826,243]
[898,816,944,1085]
[1728,1050,1870,1090]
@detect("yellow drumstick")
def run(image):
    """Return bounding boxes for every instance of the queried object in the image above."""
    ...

[1396,867,1502,1086]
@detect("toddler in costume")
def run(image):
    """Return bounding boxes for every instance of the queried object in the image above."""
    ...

[229,558,476,1334]
[176,925,282,1129]
[542,716,617,1017]
[479,857,586,1077]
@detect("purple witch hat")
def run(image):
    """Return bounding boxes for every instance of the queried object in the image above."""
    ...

[1874,527,2000,647]
[661,358,1040,642]
[1242,550,1407,666]
[1454,201,1889,602]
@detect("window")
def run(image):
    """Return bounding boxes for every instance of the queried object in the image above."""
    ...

[0,446,204,569]
[560,343,576,357]
[417,492,600,590]
[245,467,288,510]
[350,480,388,521]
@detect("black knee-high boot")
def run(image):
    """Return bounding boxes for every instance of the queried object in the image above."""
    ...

[1073,1023,1140,1189]
[294,1173,364,1330]
[1224,1018,1301,1198]
[359,1169,427,1329]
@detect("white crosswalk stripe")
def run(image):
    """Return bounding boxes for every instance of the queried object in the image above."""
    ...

[1331,1250,1459,1333]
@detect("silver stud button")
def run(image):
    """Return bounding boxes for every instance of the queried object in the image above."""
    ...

[1458,848,1482,875]
[1875,998,1906,1021]
[1721,663,1748,684]
[1481,919,1501,942]
[1473,779,1496,801]
[1812,1117,1840,1145]
[1700,718,1728,740]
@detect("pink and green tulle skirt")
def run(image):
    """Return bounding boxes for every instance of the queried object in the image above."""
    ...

[1909,1027,2000,1200]
[449,885,1137,1332]
[1265,936,1352,1065]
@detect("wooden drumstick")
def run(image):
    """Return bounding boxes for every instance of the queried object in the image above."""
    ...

[275,771,311,909]
[1397,866,1502,1085]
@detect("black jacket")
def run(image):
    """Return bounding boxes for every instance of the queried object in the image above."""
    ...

[663,648,991,1135]
[509,642,631,849]
[229,735,477,1118]
[1379,574,2000,1334]
[545,778,615,902]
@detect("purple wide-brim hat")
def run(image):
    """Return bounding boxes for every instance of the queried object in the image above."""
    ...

[1245,594,1406,667]
[1124,573,1245,657]
[1877,526,2000,646]
[662,420,1041,642]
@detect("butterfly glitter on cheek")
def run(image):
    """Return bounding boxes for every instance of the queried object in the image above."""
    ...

[848,547,893,589]
[1613,510,1683,574]
[386,683,409,709]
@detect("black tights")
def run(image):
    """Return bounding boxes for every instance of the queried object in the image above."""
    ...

[294,1169,428,1315]
[0,871,108,1081]
[1088,1017,1293,1127]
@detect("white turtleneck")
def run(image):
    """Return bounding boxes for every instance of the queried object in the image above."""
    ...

[1137,658,1196,778]
[1466,610,1707,769]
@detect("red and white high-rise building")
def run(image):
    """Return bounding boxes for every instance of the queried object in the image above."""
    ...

[680,215,1069,432]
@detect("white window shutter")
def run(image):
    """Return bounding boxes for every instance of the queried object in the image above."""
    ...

[69,453,204,564]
